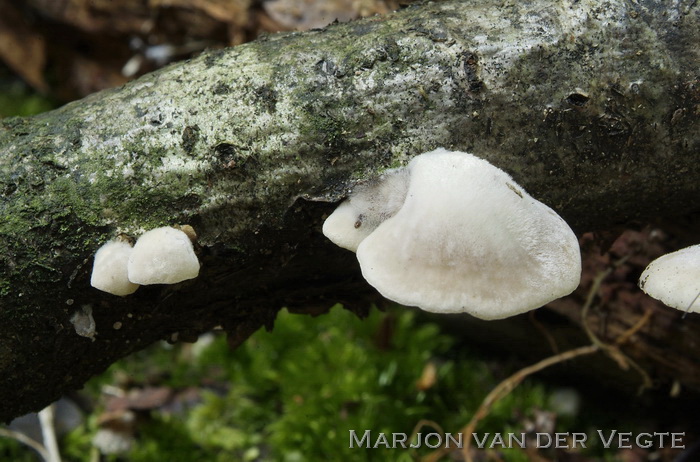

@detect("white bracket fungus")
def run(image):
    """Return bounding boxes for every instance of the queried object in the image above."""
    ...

[322,168,410,252]
[127,226,200,285]
[90,239,140,296]
[638,244,700,314]
[322,148,582,320]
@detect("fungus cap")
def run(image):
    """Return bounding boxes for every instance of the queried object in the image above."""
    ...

[127,226,200,285]
[354,148,581,320]
[638,244,700,313]
[322,168,409,252]
[90,240,140,296]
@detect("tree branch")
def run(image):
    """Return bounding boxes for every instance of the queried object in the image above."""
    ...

[1,0,698,421]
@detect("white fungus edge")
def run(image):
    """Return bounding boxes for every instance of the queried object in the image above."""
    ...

[638,244,700,313]
[90,240,140,296]
[127,226,201,285]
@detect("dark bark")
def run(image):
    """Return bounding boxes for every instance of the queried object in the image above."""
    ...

[1,0,699,422]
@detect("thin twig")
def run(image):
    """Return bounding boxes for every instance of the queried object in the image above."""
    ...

[409,419,445,457]
[611,309,654,392]
[0,427,52,462]
[460,344,599,462]
[38,404,62,462]
[615,309,653,346]
[580,255,631,347]
[580,261,653,391]
[580,266,614,350]
[410,419,444,440]
[421,344,600,462]
[682,291,700,319]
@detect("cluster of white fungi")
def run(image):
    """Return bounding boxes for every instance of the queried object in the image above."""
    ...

[90,226,200,296]
[90,148,697,319]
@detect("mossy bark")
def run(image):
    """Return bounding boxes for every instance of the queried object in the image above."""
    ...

[0,0,698,421]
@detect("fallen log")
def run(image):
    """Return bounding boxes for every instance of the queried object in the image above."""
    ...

[0,0,698,421]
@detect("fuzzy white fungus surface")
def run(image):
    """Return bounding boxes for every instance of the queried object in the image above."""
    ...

[127,226,200,285]
[90,240,139,296]
[324,148,582,320]
[638,244,700,313]
[322,168,409,252]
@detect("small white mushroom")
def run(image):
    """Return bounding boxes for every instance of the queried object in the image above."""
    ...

[324,148,581,320]
[127,226,200,285]
[638,244,700,313]
[90,240,139,296]
[322,168,410,252]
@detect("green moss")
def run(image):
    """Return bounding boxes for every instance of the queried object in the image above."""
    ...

[0,437,37,462]
[0,280,10,297]
[0,77,56,118]
[50,306,567,461]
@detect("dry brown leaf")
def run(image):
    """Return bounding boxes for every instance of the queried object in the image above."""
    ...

[26,0,154,34]
[263,0,360,30]
[151,0,252,26]
[416,361,438,391]
[10,0,408,98]
[0,0,47,92]
[106,386,174,411]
